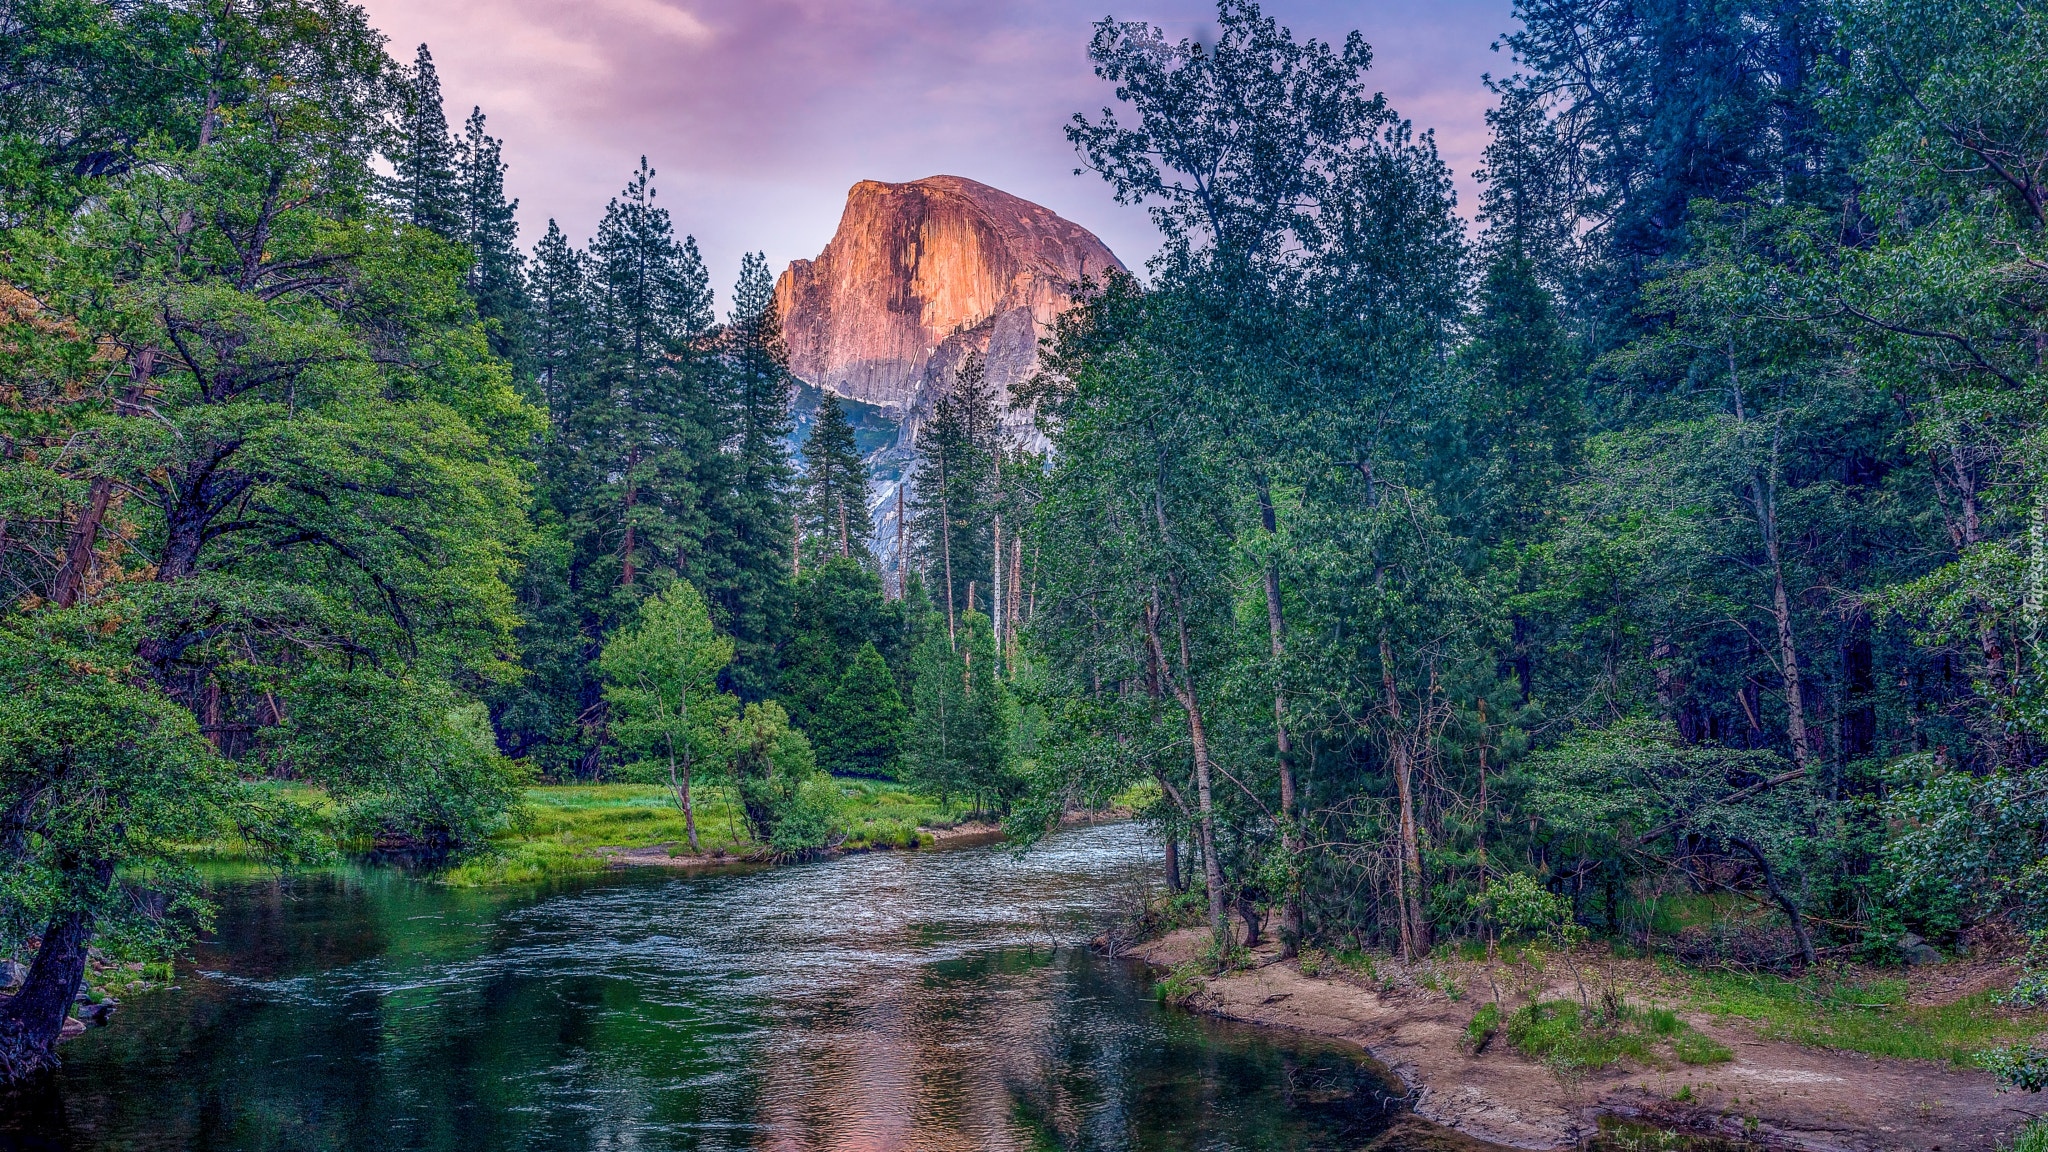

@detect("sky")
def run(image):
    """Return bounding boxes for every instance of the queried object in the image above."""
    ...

[356,0,1520,309]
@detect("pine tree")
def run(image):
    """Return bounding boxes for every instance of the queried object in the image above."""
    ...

[456,106,527,364]
[800,394,872,569]
[908,353,1000,640]
[814,641,908,778]
[527,220,591,429]
[391,44,461,239]
[582,157,716,599]
[702,251,798,698]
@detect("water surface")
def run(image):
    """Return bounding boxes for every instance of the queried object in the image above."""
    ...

[6,822,1443,1151]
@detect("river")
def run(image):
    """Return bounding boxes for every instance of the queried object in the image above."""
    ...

[4,822,1460,1151]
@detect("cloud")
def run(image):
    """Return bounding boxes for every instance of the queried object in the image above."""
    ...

[358,0,1517,302]
[596,0,714,42]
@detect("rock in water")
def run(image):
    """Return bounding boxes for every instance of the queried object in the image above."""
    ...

[774,175,1124,445]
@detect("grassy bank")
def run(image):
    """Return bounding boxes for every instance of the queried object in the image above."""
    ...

[178,779,983,886]
[1668,963,2045,1065]
[438,780,975,886]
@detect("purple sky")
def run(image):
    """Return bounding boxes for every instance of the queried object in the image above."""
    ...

[358,0,1518,305]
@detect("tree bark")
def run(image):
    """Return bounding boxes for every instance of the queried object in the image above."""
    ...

[1146,591,1227,943]
[54,341,162,607]
[1382,635,1430,960]
[0,858,111,1083]
[668,739,699,853]
[1731,836,1817,965]
[1750,451,1811,769]
[1256,478,1301,955]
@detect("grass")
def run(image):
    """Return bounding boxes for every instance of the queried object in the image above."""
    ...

[1500,998,1732,1074]
[2006,1119,2048,1152]
[440,779,974,886]
[1675,965,2047,1065]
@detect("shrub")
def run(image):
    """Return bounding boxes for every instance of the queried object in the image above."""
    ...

[1157,961,1206,1005]
[1468,1002,1501,1051]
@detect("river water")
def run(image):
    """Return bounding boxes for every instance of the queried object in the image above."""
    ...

[5,822,1451,1152]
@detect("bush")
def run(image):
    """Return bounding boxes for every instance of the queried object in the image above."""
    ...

[768,776,842,857]
[1468,1002,1501,1051]
[1157,961,1206,1005]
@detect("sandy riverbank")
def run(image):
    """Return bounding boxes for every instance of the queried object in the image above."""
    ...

[1133,927,2023,1151]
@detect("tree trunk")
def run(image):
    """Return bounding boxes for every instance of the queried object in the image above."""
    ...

[837,494,849,559]
[1146,593,1227,943]
[1164,831,1182,892]
[1382,635,1430,960]
[1731,836,1817,965]
[668,741,699,853]
[993,512,1003,655]
[939,456,955,645]
[52,350,158,608]
[0,859,110,1083]
[1256,478,1301,955]
[1236,894,1263,948]
[1750,457,1811,768]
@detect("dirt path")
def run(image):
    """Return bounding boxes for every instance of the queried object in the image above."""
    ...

[1132,928,2023,1151]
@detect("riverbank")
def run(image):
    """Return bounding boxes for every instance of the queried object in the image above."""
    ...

[1133,928,2039,1150]
[438,780,979,884]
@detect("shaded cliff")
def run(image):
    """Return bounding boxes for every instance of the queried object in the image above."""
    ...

[773,175,1124,439]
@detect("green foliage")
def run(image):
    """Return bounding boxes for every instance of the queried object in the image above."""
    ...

[1682,967,2043,1065]
[2004,1120,2048,1152]
[1467,1002,1501,1050]
[814,642,908,777]
[1155,961,1207,1006]
[1503,999,1728,1075]
[902,612,1012,811]
[727,700,838,855]
[599,584,735,781]
[798,394,872,570]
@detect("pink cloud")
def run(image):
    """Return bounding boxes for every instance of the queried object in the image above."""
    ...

[358,0,1516,304]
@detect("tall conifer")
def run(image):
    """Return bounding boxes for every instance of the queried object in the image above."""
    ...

[908,354,999,636]
[800,395,872,569]
[391,44,461,239]
[456,106,527,363]
[703,252,798,697]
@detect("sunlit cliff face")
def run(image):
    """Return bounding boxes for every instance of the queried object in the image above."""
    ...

[772,176,1123,427]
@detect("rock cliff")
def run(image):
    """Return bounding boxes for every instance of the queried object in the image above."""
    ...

[773,175,1124,443]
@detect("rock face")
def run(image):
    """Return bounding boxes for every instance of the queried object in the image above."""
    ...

[773,176,1124,443]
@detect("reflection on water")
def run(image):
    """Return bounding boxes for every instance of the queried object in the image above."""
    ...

[4,823,1429,1151]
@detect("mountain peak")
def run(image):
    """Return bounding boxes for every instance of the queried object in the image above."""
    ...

[773,177,1124,419]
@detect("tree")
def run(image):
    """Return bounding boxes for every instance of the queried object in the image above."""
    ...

[727,700,839,855]
[814,642,908,778]
[701,251,797,698]
[390,43,461,240]
[908,353,999,639]
[1,0,533,1079]
[455,105,527,365]
[599,581,736,851]
[0,614,300,1079]
[799,394,872,570]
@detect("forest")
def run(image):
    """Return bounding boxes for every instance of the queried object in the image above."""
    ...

[2,0,2045,1106]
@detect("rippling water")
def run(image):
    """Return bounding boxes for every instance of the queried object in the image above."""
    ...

[5,822,1438,1151]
